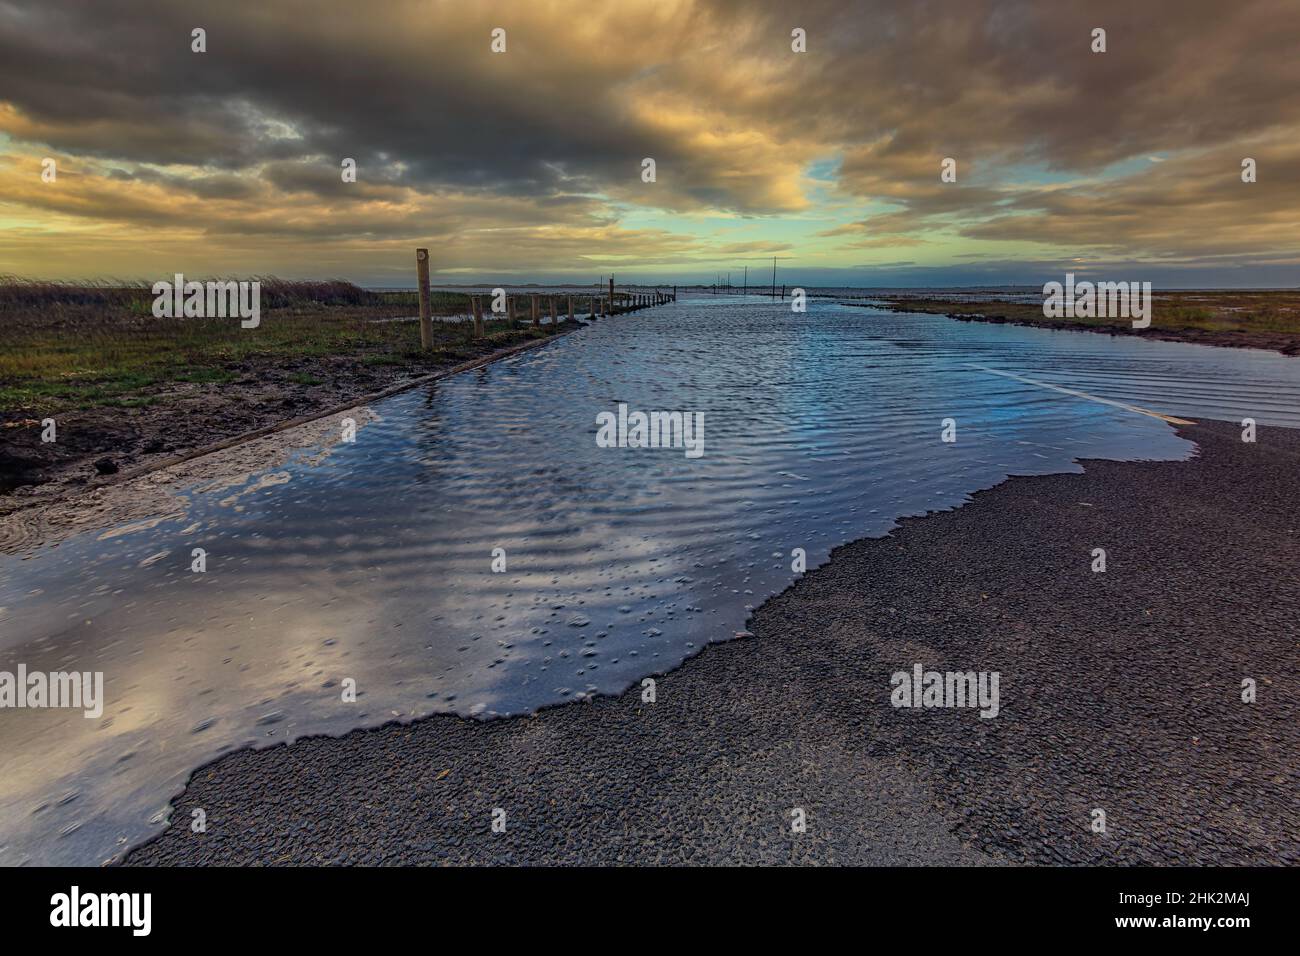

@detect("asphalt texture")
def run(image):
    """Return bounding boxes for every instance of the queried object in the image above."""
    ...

[125,420,1299,865]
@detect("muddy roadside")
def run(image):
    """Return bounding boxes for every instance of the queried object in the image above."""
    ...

[1,312,578,516]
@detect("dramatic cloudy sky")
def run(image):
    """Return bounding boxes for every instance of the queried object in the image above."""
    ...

[2,0,1298,286]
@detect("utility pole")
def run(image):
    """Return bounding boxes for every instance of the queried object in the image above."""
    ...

[772,256,777,297]
[743,266,747,296]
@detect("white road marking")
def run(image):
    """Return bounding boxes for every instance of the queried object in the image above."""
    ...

[967,364,1197,425]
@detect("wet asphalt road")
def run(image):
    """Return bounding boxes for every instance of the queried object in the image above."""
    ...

[125,420,1299,865]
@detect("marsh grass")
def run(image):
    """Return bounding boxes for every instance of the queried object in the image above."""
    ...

[0,277,541,413]
[884,290,1300,336]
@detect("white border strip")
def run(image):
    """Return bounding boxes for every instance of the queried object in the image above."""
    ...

[967,364,1196,426]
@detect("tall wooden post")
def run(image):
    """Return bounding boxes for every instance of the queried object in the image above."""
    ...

[567,295,574,322]
[549,296,558,326]
[609,277,615,315]
[530,294,539,326]
[416,248,433,349]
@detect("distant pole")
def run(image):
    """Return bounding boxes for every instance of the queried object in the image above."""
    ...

[549,296,558,326]
[743,266,747,297]
[416,248,433,349]
[531,294,540,327]
[772,256,777,297]
[567,295,574,322]
[609,276,615,315]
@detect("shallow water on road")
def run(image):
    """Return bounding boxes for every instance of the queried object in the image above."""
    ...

[4,296,1300,865]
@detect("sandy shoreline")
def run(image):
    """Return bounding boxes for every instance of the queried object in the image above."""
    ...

[122,419,1299,866]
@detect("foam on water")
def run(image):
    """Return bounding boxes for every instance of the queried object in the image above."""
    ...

[3,296,1300,865]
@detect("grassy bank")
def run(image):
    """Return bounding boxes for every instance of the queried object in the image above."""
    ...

[0,278,487,413]
[876,290,1300,354]
[0,277,575,498]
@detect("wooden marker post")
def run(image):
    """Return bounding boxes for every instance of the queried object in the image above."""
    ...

[567,295,574,322]
[609,277,615,315]
[549,296,558,326]
[416,248,433,349]
[531,294,540,327]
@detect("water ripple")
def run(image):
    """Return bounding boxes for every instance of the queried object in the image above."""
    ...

[3,296,1300,865]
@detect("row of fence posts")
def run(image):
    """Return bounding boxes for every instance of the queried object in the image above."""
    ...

[415,248,678,349]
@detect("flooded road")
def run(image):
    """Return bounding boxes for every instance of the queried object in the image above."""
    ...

[4,296,1300,865]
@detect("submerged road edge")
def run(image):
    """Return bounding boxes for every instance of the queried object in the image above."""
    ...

[122,420,1299,866]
